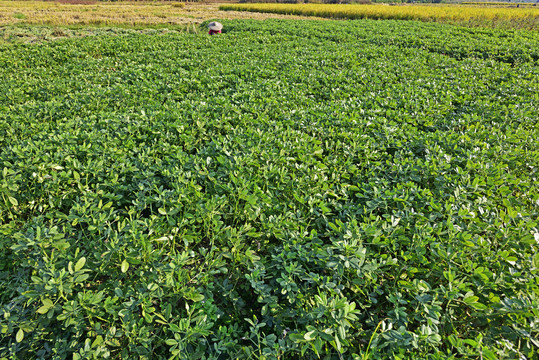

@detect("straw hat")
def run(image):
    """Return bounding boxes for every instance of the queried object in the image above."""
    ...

[208,22,223,31]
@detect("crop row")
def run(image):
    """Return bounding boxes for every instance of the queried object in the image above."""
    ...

[1,19,538,359]
[461,1,538,6]
[220,4,539,29]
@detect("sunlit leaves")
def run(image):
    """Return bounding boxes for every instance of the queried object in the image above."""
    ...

[0,19,537,360]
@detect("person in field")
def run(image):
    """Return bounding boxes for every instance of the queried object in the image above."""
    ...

[208,22,223,35]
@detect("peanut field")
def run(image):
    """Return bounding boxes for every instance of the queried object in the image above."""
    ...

[0,18,538,360]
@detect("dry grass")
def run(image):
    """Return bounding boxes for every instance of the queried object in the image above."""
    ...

[221,3,539,30]
[0,1,319,27]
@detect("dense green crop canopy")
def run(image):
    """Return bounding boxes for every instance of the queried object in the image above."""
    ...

[0,19,538,359]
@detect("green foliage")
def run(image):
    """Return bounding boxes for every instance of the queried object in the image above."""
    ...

[0,19,538,359]
[12,12,26,20]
